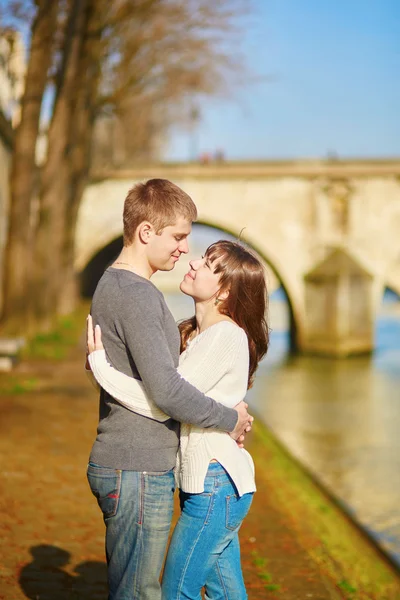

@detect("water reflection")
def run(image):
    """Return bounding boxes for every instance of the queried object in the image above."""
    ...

[164,290,400,567]
[254,308,400,568]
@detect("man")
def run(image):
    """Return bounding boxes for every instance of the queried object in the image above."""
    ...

[87,178,252,600]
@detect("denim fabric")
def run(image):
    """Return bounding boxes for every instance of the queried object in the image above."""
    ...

[87,462,175,600]
[162,462,253,600]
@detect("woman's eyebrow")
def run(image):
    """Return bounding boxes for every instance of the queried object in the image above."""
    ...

[205,258,216,270]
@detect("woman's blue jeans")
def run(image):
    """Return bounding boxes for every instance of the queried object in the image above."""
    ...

[87,462,175,600]
[162,462,254,600]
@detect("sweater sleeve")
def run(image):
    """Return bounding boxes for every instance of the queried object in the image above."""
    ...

[88,322,247,421]
[89,350,170,421]
[114,284,238,431]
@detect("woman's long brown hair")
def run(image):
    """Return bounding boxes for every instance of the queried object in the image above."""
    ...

[178,241,270,389]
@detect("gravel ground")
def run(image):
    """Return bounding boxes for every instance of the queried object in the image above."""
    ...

[0,341,399,599]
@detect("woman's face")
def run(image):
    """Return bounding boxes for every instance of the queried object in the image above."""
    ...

[180,254,222,302]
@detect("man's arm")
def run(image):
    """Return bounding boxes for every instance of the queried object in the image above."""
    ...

[117,284,245,434]
[87,321,246,420]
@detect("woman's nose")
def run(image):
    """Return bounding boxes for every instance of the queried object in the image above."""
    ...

[190,258,201,270]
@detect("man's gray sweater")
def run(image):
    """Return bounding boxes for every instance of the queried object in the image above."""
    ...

[89,267,238,471]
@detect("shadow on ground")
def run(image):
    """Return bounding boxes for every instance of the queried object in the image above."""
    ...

[19,545,107,599]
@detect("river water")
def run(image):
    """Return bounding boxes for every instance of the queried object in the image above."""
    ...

[163,289,400,569]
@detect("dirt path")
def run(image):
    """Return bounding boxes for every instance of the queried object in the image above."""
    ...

[0,340,399,599]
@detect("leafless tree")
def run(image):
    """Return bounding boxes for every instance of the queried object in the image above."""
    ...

[1,0,250,332]
[2,0,57,332]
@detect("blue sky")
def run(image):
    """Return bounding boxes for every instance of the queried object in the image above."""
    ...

[167,0,400,161]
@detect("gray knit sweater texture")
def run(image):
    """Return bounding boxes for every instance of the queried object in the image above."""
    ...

[89,267,237,471]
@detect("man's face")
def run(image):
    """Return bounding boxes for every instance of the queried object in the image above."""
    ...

[147,217,192,272]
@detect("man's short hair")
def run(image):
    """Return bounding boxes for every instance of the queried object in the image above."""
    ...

[123,178,197,245]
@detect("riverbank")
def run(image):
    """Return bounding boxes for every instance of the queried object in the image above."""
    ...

[0,306,399,599]
[246,422,400,599]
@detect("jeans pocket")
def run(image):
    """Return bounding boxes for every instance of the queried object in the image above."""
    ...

[225,492,254,531]
[144,468,175,477]
[180,490,214,521]
[87,463,122,518]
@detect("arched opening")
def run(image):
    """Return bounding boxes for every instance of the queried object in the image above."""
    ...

[382,286,400,304]
[191,222,299,355]
[79,223,299,355]
[80,236,123,298]
[375,285,400,352]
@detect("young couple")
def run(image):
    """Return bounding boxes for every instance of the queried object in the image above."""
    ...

[85,178,269,600]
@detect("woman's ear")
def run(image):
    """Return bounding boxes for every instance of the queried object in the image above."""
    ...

[138,222,153,244]
[219,287,230,301]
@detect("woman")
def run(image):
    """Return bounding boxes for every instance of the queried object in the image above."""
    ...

[87,240,269,599]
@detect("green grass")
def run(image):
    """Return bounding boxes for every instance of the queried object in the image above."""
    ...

[338,580,357,595]
[251,550,281,593]
[0,302,90,395]
[252,422,400,599]
[22,303,90,361]
[1,377,39,395]
[265,584,281,592]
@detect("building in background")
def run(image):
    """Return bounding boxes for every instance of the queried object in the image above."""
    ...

[0,30,25,314]
[0,29,25,126]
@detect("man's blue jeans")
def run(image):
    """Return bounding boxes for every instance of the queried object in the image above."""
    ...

[162,462,254,600]
[87,462,175,600]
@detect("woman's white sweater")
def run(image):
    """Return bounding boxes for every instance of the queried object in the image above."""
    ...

[88,320,256,496]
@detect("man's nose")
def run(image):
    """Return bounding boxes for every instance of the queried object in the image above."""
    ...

[179,238,189,254]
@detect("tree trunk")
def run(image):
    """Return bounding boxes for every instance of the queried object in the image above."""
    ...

[1,0,57,332]
[57,107,95,316]
[5,0,244,333]
[30,0,88,330]
[57,4,102,315]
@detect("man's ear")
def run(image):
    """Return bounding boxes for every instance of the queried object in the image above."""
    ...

[137,222,154,244]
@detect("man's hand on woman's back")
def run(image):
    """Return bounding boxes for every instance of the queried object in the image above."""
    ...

[229,401,254,448]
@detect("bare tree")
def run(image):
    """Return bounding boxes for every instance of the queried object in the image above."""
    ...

[92,0,247,169]
[30,0,106,327]
[2,0,57,331]
[2,0,250,333]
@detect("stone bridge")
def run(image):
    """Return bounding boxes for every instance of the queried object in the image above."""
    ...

[76,160,400,355]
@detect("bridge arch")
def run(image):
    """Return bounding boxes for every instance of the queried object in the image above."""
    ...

[79,220,302,351]
[80,235,123,298]
[195,219,301,351]
[74,161,400,356]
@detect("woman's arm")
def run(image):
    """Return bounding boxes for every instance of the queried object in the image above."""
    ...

[89,350,170,421]
[88,320,247,420]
